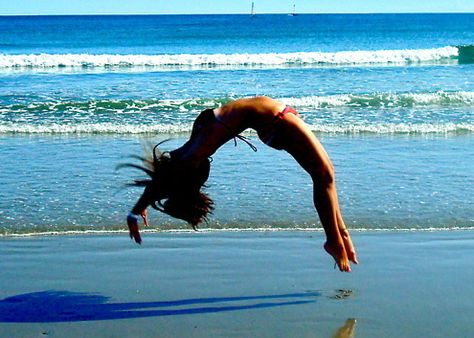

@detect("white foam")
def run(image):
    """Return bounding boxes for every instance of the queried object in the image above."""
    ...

[0,123,193,134]
[2,226,474,238]
[2,91,473,135]
[0,46,458,70]
[3,91,474,115]
[306,123,474,134]
[282,91,474,108]
[1,121,472,135]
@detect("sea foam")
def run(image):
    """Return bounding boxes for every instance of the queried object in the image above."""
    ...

[0,46,459,70]
[2,91,473,113]
[1,91,473,135]
[0,122,471,135]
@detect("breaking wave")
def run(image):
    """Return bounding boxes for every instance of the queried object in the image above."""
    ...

[1,122,471,135]
[0,46,460,71]
[1,91,472,135]
[2,90,473,112]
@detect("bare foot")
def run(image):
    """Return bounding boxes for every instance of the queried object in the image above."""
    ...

[339,228,358,265]
[324,241,351,272]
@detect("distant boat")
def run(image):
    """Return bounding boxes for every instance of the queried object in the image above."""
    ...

[288,3,297,16]
[251,2,256,17]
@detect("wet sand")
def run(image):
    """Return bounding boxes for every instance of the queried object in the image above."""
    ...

[1,231,474,337]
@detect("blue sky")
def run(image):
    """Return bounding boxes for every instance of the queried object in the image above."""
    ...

[1,0,473,15]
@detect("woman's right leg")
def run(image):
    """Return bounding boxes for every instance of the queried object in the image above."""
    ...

[278,115,357,271]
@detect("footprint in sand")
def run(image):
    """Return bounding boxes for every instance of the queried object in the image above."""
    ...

[330,289,354,300]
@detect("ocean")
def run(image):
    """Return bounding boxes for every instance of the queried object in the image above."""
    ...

[0,14,473,236]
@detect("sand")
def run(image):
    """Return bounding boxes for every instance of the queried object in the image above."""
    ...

[1,231,474,337]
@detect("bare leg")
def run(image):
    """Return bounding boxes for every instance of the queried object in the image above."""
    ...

[311,170,351,272]
[279,115,357,271]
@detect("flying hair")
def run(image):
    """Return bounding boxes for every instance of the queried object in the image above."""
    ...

[118,140,214,230]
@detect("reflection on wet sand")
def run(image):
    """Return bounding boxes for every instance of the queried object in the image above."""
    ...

[333,319,357,338]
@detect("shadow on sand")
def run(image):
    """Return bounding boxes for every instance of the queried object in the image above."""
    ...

[0,290,320,323]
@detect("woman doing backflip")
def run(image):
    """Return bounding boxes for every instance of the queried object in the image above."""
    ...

[125,96,358,272]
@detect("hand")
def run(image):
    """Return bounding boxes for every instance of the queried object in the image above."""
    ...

[127,213,142,244]
[141,209,149,227]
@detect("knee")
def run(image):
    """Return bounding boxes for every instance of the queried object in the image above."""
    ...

[309,161,335,186]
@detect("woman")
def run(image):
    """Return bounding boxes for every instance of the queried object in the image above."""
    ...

[126,96,358,272]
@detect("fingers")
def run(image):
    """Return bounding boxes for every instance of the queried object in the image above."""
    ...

[127,210,147,244]
[141,209,149,227]
[127,219,142,244]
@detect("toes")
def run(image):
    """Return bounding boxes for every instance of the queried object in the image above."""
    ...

[349,252,359,264]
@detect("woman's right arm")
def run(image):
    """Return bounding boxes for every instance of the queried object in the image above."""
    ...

[127,187,152,244]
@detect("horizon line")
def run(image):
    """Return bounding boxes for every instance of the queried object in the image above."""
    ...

[1,11,473,17]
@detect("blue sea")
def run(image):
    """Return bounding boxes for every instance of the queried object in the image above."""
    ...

[0,14,473,236]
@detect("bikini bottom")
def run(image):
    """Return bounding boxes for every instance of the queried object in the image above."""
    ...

[257,106,299,150]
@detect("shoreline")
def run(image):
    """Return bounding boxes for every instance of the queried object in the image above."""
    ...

[2,226,474,239]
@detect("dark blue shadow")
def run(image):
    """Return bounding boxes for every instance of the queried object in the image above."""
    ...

[0,290,320,323]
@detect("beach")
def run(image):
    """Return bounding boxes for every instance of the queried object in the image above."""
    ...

[0,13,473,338]
[1,231,474,337]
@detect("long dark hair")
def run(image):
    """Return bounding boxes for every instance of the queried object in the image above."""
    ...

[120,140,214,229]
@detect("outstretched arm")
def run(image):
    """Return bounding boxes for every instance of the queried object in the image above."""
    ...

[127,187,152,244]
